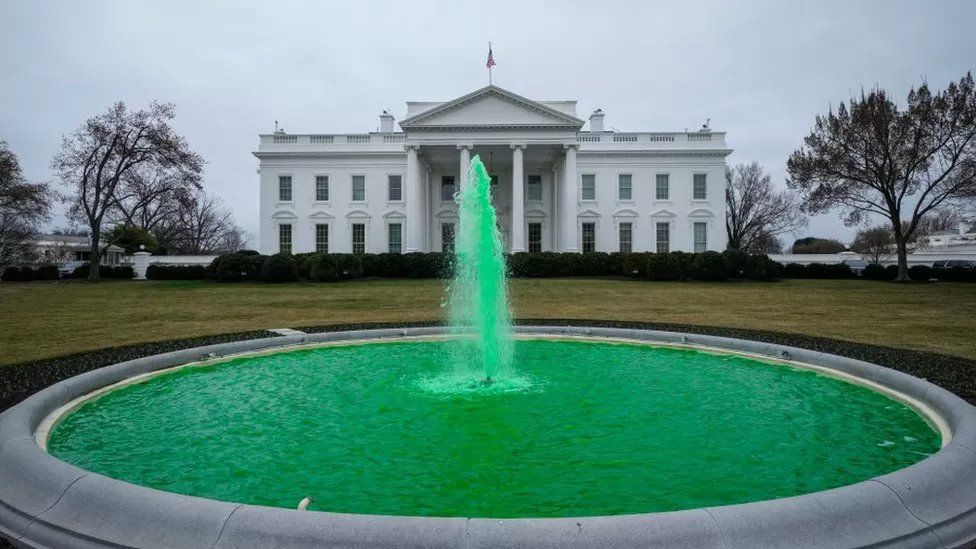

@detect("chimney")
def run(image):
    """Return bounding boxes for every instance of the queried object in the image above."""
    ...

[379,110,395,133]
[589,109,605,133]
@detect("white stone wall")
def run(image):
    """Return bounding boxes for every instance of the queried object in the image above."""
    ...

[259,155,408,254]
[575,155,727,253]
[259,154,727,254]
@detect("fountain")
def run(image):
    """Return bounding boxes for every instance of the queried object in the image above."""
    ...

[447,154,512,384]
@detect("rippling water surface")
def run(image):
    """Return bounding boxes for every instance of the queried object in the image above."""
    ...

[48,339,940,517]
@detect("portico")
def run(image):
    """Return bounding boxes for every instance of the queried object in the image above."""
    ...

[255,84,732,255]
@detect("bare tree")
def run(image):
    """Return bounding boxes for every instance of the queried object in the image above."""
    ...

[1,141,53,268]
[108,164,200,233]
[725,162,806,252]
[788,72,976,281]
[850,225,895,264]
[912,207,962,246]
[158,193,245,254]
[51,101,203,281]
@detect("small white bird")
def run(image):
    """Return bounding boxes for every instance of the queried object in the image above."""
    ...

[297,497,313,511]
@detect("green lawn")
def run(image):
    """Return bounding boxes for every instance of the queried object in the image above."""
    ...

[2,278,975,366]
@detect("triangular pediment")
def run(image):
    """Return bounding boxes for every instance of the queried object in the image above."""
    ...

[400,86,584,130]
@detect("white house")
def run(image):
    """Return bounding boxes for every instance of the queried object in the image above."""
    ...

[254,85,732,256]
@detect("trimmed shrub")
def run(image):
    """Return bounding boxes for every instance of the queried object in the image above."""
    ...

[146,264,207,280]
[804,263,854,279]
[293,253,316,278]
[743,254,781,281]
[259,253,298,283]
[936,266,976,283]
[212,253,265,282]
[862,263,894,281]
[402,252,446,279]
[723,249,749,278]
[690,251,730,281]
[336,254,365,279]
[1,266,30,282]
[34,264,59,280]
[308,254,339,282]
[781,262,808,279]
[647,253,682,281]
[622,252,651,278]
[575,252,613,276]
[908,265,934,282]
[70,264,133,280]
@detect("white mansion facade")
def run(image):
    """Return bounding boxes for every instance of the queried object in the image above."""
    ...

[255,85,731,256]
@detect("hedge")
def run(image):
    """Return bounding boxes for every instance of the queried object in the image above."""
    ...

[145,264,208,280]
[1,264,59,282]
[210,250,783,283]
[71,264,134,280]
[780,262,854,279]
[934,266,976,283]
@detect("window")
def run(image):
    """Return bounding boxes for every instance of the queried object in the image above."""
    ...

[528,222,542,253]
[527,175,542,201]
[388,175,402,202]
[694,222,707,252]
[278,224,292,254]
[619,222,633,253]
[618,174,632,201]
[581,222,596,253]
[656,174,669,200]
[352,175,366,202]
[693,174,707,200]
[441,223,456,253]
[278,176,292,202]
[656,222,670,253]
[315,224,329,254]
[351,223,366,254]
[388,223,402,254]
[315,176,329,201]
[581,174,596,201]
[441,176,456,202]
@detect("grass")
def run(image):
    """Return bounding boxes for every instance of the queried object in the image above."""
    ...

[1,278,975,366]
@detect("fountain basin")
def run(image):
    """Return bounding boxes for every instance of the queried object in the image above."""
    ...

[2,326,976,548]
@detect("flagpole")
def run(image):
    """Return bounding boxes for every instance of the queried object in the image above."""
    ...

[488,42,493,86]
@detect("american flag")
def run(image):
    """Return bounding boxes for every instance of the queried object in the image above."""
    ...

[486,45,496,69]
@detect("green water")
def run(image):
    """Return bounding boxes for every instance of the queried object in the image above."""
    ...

[447,155,513,382]
[48,339,939,518]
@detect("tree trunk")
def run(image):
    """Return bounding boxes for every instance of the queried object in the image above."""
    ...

[88,228,101,282]
[894,237,910,282]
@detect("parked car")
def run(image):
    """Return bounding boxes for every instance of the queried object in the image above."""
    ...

[58,260,87,278]
[932,260,976,269]
[841,259,871,276]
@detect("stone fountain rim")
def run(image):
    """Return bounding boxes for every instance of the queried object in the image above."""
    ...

[1,325,975,548]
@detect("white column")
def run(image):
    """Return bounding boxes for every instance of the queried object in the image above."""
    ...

[405,145,423,252]
[510,144,526,252]
[560,144,579,252]
[458,144,472,189]
[551,163,560,251]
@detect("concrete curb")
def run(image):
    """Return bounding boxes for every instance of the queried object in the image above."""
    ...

[1,326,975,548]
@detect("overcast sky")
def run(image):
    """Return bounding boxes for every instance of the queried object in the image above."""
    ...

[2,0,974,246]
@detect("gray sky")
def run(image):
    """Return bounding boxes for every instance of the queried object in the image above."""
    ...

[2,0,974,247]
